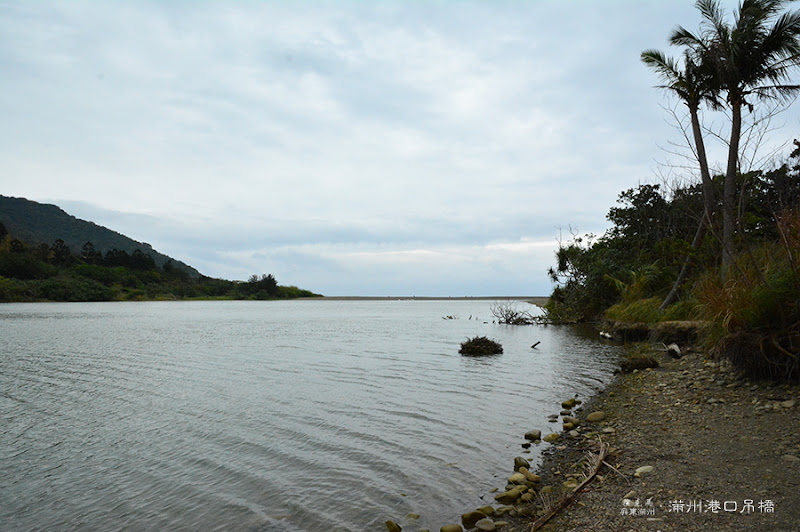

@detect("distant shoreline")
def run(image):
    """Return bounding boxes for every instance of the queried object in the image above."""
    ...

[308,295,549,305]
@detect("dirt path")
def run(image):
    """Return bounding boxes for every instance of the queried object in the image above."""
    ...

[499,347,800,532]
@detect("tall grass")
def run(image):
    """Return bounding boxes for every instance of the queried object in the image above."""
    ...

[695,210,800,380]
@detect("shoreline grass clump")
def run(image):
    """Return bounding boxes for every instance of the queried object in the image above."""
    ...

[459,335,503,356]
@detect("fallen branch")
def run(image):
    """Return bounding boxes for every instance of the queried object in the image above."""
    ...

[530,438,609,531]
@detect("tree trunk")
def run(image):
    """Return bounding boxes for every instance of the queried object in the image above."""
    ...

[659,105,715,310]
[723,101,742,271]
[659,220,706,310]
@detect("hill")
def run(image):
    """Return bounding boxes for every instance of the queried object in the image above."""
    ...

[0,195,199,277]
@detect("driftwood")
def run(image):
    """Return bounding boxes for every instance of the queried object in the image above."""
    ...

[530,438,609,531]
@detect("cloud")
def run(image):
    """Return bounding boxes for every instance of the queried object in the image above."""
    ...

[3,1,798,295]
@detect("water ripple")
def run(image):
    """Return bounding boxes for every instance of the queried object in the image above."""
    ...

[0,301,621,531]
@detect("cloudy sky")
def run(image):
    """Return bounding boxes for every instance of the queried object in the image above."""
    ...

[2,1,799,296]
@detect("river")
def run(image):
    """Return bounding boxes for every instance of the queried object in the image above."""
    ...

[0,300,621,531]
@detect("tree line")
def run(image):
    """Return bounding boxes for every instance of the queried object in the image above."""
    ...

[544,0,800,381]
[0,225,319,302]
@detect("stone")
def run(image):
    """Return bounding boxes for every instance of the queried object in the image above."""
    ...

[492,521,508,528]
[494,488,521,504]
[508,473,526,484]
[586,411,607,423]
[568,430,580,438]
[781,399,796,409]
[440,525,463,532]
[514,457,530,471]
[624,490,637,500]
[602,427,616,434]
[405,513,420,520]
[543,433,560,443]
[519,467,540,483]
[521,442,531,449]
[524,429,541,441]
[563,416,580,425]
[385,521,402,532]
[634,465,654,477]
[461,510,488,529]
[562,422,575,431]
[562,398,577,409]
[476,506,495,516]
[475,519,496,531]
[782,454,800,463]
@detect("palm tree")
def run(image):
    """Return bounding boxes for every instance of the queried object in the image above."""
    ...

[641,48,718,308]
[671,0,800,269]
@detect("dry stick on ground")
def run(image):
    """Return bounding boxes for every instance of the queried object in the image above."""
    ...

[529,438,609,532]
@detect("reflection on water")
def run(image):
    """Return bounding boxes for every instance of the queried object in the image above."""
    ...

[0,300,622,531]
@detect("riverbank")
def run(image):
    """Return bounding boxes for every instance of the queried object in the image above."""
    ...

[496,345,800,532]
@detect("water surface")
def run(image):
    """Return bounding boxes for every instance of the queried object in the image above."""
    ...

[0,300,621,531]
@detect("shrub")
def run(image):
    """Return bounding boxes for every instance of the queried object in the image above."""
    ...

[605,297,662,323]
[695,211,800,380]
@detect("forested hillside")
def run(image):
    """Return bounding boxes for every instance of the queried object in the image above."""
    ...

[0,197,320,302]
[0,195,199,277]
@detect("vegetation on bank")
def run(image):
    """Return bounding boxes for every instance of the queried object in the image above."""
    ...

[543,0,800,381]
[0,225,320,302]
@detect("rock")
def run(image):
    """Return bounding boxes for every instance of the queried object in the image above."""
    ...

[559,409,572,416]
[494,488,521,504]
[476,506,495,516]
[568,430,580,438]
[624,490,637,500]
[492,521,508,529]
[562,422,575,431]
[405,513,420,520]
[781,399,796,409]
[563,416,579,425]
[602,427,616,434]
[385,520,402,532]
[562,480,579,489]
[514,457,530,471]
[508,472,526,484]
[521,442,531,449]
[634,465,654,477]
[524,429,541,441]
[519,467,540,482]
[782,454,800,463]
[586,411,607,423]
[666,343,681,358]
[543,433,560,443]
[561,398,577,409]
[461,510,488,529]
[475,518,496,531]
[618,356,659,373]
[440,525,463,532]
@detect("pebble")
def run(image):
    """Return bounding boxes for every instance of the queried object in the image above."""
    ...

[543,433,560,443]
[782,454,800,463]
[385,520,402,532]
[514,457,530,471]
[634,465,654,477]
[475,519,496,531]
[781,399,796,409]
[525,429,541,441]
[461,511,487,529]
[440,525,463,532]
[586,411,607,422]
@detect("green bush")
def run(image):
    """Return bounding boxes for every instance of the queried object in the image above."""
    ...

[605,297,662,323]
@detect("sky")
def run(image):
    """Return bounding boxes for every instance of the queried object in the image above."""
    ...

[2,0,800,296]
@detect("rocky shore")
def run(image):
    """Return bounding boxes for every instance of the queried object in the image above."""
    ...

[392,342,799,532]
